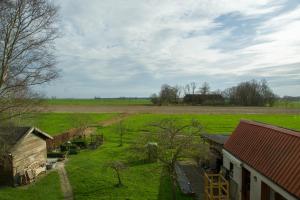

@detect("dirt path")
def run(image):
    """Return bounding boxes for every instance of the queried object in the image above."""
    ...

[43,105,300,114]
[53,114,132,200]
[99,113,133,127]
[56,161,73,200]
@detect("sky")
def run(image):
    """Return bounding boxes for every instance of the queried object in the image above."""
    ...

[40,0,300,98]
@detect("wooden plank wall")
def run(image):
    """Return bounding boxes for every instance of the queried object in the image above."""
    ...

[11,133,47,177]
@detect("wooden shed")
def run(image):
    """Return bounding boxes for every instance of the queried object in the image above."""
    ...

[0,127,53,186]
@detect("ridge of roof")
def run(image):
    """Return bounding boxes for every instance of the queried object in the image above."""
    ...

[239,119,300,138]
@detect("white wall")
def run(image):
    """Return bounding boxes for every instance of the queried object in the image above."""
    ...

[222,150,297,200]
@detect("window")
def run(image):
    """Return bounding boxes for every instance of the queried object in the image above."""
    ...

[229,162,234,178]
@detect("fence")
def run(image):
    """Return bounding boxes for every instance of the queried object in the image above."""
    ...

[46,128,88,151]
[204,173,229,200]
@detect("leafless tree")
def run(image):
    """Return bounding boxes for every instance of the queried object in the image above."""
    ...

[184,84,191,95]
[116,120,126,147]
[190,82,197,95]
[0,0,59,122]
[105,161,128,187]
[140,119,204,200]
[199,82,210,95]
[174,85,183,103]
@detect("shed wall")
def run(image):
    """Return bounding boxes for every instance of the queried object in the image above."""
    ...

[11,133,47,183]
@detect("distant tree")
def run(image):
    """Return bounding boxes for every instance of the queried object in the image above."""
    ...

[190,82,197,95]
[160,84,179,104]
[199,82,210,95]
[184,84,191,95]
[224,79,276,106]
[174,85,183,103]
[150,93,160,105]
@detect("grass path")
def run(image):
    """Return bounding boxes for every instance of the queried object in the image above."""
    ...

[57,160,73,200]
[99,113,133,127]
[54,113,133,200]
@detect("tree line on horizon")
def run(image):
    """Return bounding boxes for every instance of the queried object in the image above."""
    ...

[150,79,277,106]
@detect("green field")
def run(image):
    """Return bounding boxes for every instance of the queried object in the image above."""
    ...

[274,100,300,108]
[1,113,300,200]
[0,172,63,200]
[44,98,151,106]
[65,113,300,200]
[21,113,118,136]
[66,129,191,200]
[44,98,300,108]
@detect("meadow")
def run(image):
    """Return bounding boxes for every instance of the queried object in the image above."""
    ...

[273,100,300,108]
[0,172,63,200]
[1,113,300,200]
[44,98,151,106]
[43,98,300,109]
[21,113,118,136]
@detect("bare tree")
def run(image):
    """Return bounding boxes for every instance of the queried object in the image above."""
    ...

[141,119,204,200]
[174,85,183,104]
[199,82,210,95]
[184,84,191,95]
[0,0,59,122]
[116,120,126,147]
[105,161,128,187]
[190,82,197,95]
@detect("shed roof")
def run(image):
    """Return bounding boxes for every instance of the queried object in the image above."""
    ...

[201,134,229,145]
[224,120,300,198]
[0,126,53,147]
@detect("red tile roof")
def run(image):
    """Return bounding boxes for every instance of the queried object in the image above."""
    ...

[224,120,300,198]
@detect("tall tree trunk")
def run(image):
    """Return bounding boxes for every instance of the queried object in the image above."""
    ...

[169,168,177,200]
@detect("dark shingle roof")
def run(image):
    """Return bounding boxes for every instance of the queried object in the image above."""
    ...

[201,134,229,145]
[0,127,32,146]
[0,126,52,147]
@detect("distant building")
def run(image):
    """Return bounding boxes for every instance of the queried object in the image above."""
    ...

[0,127,53,186]
[183,94,225,105]
[223,120,300,200]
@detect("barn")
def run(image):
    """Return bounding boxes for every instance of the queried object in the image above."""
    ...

[223,120,300,200]
[0,127,53,186]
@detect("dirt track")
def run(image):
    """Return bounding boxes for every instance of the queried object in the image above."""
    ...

[43,105,300,114]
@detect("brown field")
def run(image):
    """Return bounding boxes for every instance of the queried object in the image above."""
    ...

[42,105,300,114]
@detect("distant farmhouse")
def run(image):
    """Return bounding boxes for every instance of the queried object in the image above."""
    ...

[223,121,300,200]
[0,127,53,186]
[183,94,225,105]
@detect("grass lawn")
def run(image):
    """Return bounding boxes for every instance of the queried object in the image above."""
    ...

[66,126,192,200]
[66,113,300,200]
[1,113,299,200]
[274,100,300,108]
[0,172,63,200]
[21,113,118,136]
[44,98,152,106]
[123,114,300,133]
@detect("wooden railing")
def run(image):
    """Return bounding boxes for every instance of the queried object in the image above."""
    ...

[204,173,229,200]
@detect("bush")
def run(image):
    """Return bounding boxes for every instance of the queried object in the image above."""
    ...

[68,145,79,155]
[72,139,87,149]
[60,144,69,152]
[47,152,66,158]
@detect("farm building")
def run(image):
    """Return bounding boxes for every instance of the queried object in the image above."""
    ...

[201,133,229,172]
[0,127,53,186]
[223,120,300,200]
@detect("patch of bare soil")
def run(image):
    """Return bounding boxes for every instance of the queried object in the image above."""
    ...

[42,105,300,114]
[56,160,73,200]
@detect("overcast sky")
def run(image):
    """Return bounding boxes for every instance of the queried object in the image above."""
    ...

[40,0,300,98]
